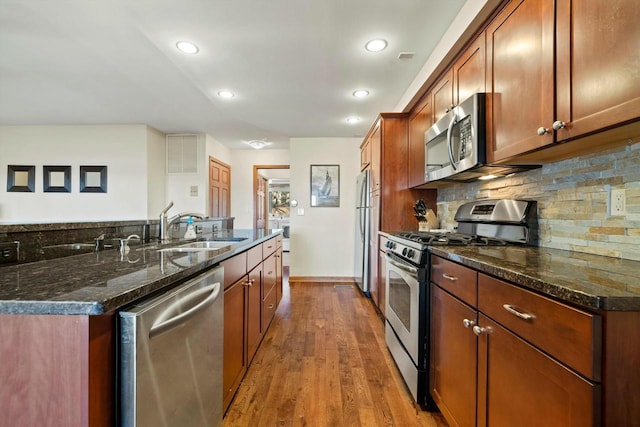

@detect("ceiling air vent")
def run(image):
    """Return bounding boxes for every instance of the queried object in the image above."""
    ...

[397,52,415,60]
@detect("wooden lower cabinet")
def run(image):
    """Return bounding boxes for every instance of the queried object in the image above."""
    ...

[0,313,115,426]
[223,277,248,412]
[478,314,598,427]
[430,255,605,427]
[223,235,284,413]
[246,264,263,363]
[430,285,477,427]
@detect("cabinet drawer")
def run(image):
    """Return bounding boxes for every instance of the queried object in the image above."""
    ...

[247,244,262,271]
[262,237,277,257]
[431,256,478,307]
[261,286,277,331]
[262,254,277,299]
[478,274,601,380]
[221,252,247,290]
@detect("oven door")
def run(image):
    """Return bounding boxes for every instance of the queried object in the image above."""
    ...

[384,252,420,364]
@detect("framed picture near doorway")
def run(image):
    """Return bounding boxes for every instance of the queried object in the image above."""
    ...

[310,164,339,207]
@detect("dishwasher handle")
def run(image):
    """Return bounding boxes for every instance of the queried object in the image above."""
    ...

[149,282,221,338]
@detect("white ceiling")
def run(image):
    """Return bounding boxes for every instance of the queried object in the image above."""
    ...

[0,0,468,150]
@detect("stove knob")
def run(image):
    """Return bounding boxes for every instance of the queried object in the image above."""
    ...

[385,241,391,249]
[390,242,396,249]
[407,249,415,258]
[402,248,408,256]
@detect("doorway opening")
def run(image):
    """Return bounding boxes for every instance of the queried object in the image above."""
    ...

[253,165,290,261]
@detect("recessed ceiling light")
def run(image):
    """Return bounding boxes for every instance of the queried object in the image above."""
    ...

[365,39,387,52]
[353,90,370,98]
[346,116,361,124]
[176,41,199,54]
[218,90,235,98]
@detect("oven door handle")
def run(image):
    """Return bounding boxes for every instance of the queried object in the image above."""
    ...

[385,252,419,277]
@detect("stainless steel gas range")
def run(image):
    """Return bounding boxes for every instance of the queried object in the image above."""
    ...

[382,199,537,410]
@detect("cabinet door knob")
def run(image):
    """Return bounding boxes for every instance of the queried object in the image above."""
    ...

[537,127,550,136]
[462,318,476,328]
[472,325,491,336]
[552,120,566,130]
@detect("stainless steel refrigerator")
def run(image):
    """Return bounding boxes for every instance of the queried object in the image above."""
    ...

[354,170,370,295]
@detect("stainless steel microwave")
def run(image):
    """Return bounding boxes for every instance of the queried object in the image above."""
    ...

[424,93,486,182]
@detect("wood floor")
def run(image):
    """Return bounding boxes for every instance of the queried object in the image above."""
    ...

[223,270,448,426]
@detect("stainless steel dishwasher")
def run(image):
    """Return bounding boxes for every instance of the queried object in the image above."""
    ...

[119,266,223,427]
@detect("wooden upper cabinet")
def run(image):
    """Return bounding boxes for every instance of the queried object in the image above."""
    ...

[360,137,371,170]
[453,32,486,106]
[486,0,640,164]
[408,95,432,188]
[432,69,454,123]
[486,0,555,163]
[555,0,640,142]
[369,123,382,193]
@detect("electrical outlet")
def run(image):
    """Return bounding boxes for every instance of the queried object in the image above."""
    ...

[611,188,626,216]
[0,241,19,264]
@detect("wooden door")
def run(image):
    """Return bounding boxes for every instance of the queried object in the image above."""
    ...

[408,94,432,188]
[430,285,478,427]
[486,0,555,163]
[555,0,640,142]
[209,157,231,217]
[477,315,598,427]
[432,69,454,123]
[223,279,247,412]
[246,265,263,363]
[453,32,486,105]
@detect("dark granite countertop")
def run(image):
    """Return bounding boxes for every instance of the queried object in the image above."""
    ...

[0,229,281,315]
[429,246,640,311]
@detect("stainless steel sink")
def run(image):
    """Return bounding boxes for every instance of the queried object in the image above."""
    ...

[157,241,232,253]
[199,236,248,242]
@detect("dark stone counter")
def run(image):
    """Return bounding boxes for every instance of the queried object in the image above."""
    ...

[429,246,640,311]
[0,229,281,315]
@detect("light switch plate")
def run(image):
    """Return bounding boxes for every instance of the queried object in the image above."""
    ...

[190,185,198,197]
[297,208,305,216]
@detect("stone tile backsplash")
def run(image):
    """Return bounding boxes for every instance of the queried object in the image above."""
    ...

[437,141,640,261]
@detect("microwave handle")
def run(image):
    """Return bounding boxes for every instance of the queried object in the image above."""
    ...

[446,112,458,170]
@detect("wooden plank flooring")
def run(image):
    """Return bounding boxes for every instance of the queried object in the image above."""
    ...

[224,270,448,426]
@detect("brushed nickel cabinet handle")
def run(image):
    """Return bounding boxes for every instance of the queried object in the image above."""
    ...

[442,273,458,281]
[503,304,534,321]
[537,126,550,136]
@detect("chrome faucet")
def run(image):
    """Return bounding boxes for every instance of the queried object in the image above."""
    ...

[159,200,207,241]
[159,201,175,241]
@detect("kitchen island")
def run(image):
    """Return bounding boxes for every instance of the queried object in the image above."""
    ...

[0,229,282,427]
[428,246,640,427]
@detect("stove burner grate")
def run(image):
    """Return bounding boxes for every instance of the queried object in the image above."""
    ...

[393,231,509,246]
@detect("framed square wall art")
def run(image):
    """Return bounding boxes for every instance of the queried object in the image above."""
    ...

[7,165,35,192]
[80,165,107,193]
[310,164,339,207]
[43,165,71,192]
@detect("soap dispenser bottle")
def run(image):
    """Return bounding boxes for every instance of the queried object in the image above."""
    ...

[184,216,197,239]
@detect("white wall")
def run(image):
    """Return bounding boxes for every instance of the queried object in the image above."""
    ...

[230,149,290,228]
[146,126,167,218]
[289,137,361,277]
[0,125,153,222]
